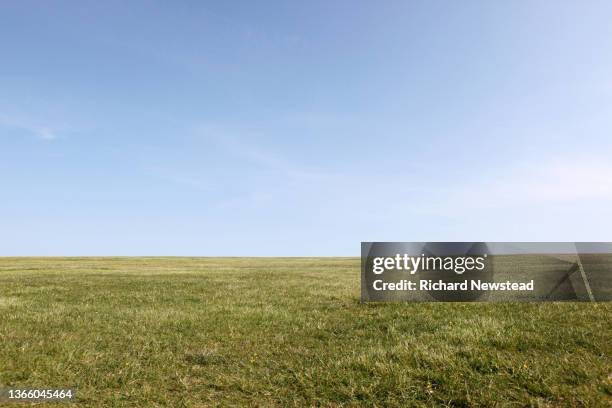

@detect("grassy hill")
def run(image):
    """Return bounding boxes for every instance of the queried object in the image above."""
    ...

[0,257,610,407]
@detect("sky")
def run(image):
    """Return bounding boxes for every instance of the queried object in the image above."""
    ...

[1,0,612,256]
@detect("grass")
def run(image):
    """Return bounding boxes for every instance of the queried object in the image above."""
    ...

[0,257,610,407]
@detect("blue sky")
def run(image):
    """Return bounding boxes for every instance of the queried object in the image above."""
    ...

[2,1,612,256]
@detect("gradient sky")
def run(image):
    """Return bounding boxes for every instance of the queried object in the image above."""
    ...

[2,1,612,256]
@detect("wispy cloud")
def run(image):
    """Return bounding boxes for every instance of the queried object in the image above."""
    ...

[429,155,612,218]
[517,160,612,201]
[144,167,214,192]
[0,114,58,140]
[188,122,428,217]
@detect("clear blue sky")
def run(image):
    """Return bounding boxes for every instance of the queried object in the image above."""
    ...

[2,1,612,256]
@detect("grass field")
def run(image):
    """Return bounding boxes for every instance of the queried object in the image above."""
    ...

[0,257,610,407]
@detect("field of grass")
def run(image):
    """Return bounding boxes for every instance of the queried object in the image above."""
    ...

[0,257,610,407]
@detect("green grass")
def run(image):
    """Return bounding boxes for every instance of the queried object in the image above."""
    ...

[0,257,610,407]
